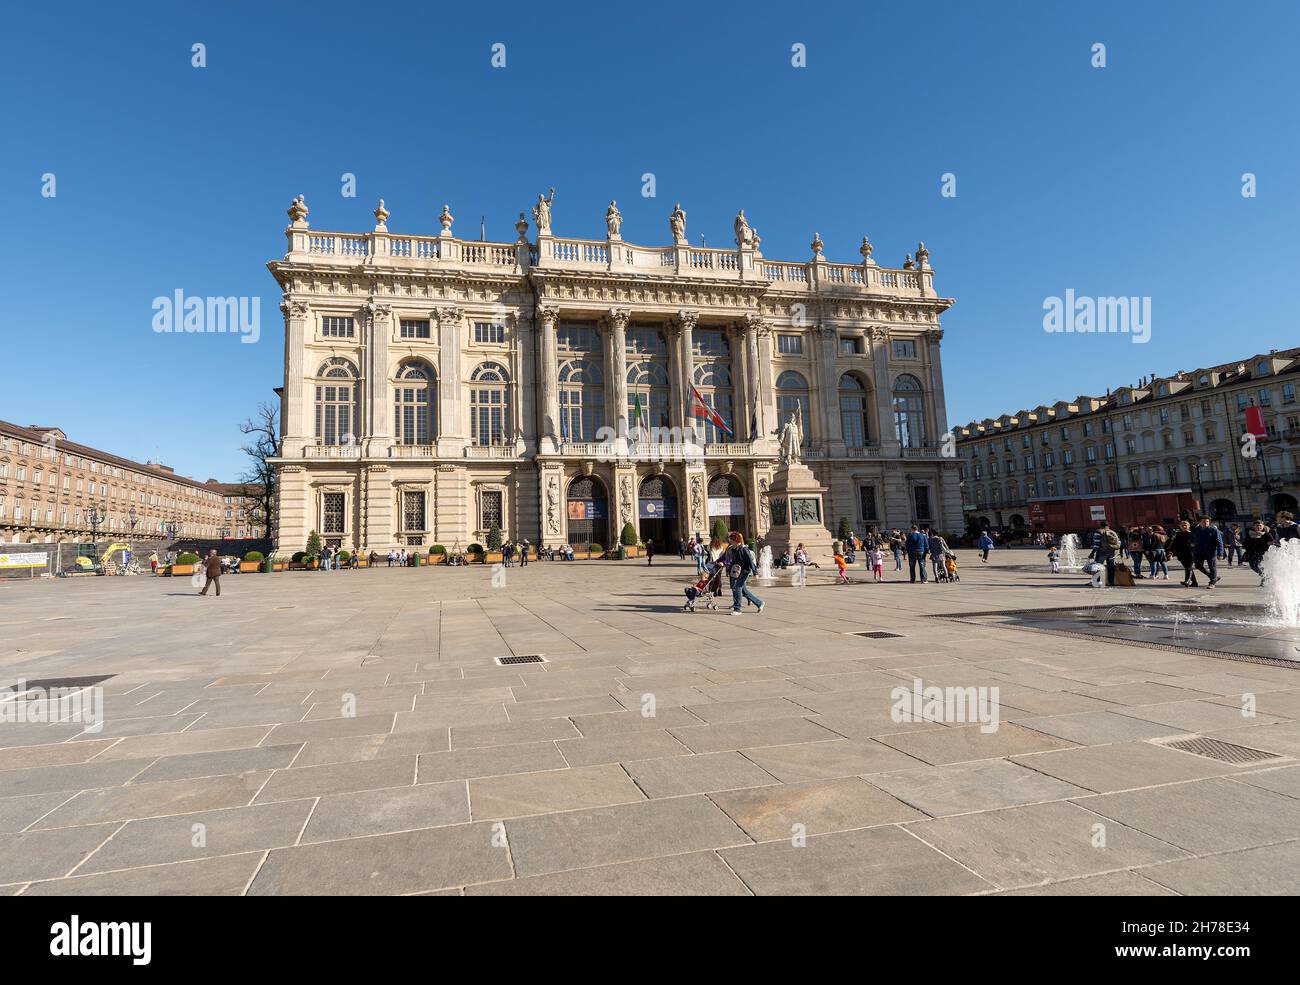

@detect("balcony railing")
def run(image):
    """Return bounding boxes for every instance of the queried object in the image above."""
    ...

[284,225,936,299]
[302,445,362,458]
[464,445,517,459]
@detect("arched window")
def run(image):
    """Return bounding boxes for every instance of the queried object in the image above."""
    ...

[776,371,811,447]
[892,373,926,448]
[839,374,870,447]
[315,357,358,445]
[627,360,670,438]
[393,363,435,445]
[469,362,512,446]
[692,360,733,444]
[558,359,604,442]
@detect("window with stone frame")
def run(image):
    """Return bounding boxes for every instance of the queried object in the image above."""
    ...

[322,492,345,534]
[480,489,503,532]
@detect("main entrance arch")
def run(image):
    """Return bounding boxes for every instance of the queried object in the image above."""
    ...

[637,474,679,552]
[566,475,609,549]
[707,473,747,538]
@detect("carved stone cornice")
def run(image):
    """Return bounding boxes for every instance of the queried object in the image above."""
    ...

[869,325,890,343]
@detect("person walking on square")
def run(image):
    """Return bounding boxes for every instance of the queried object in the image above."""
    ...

[977,531,994,563]
[1224,523,1243,566]
[906,524,930,583]
[520,539,530,567]
[1243,519,1271,585]
[1192,515,1222,589]
[692,537,707,575]
[1169,519,1196,586]
[929,530,952,581]
[1047,546,1060,574]
[890,529,904,571]
[1094,521,1121,587]
[869,544,884,582]
[320,545,331,572]
[199,548,222,597]
[645,539,655,565]
[723,531,763,615]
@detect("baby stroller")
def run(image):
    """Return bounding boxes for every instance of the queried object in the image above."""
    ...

[942,553,959,582]
[684,562,724,611]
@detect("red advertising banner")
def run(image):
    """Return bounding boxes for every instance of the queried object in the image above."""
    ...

[1244,405,1268,438]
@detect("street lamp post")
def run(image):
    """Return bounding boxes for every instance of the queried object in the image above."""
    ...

[128,507,138,536]
[1195,463,1208,520]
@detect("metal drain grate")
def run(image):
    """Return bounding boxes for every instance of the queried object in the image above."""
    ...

[496,654,546,666]
[853,631,903,639]
[1157,736,1283,765]
[9,675,115,691]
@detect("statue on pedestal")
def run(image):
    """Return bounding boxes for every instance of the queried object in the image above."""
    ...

[778,404,803,466]
[669,203,687,242]
[734,209,753,248]
[533,188,555,235]
[605,200,622,238]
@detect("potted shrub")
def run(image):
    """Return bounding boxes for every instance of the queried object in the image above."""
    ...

[484,525,504,564]
[172,551,199,576]
[711,518,730,543]
[428,544,447,564]
[588,542,604,559]
[241,550,264,573]
[620,522,639,558]
[468,542,485,562]
[290,550,307,571]
[271,554,286,572]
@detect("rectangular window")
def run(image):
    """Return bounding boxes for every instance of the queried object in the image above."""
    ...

[777,334,803,354]
[1259,388,1272,406]
[892,340,917,359]
[402,490,426,532]
[322,493,345,533]
[1062,449,1074,465]
[838,336,862,355]
[1085,447,1097,463]
[913,485,931,520]
[1159,408,1170,424]
[557,324,598,351]
[858,485,878,523]
[321,316,355,338]
[1043,452,1055,468]
[480,490,503,531]
[400,319,431,339]
[474,322,505,344]
[1283,383,1296,405]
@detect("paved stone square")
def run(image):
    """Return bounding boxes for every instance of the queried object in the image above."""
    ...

[1,553,1297,895]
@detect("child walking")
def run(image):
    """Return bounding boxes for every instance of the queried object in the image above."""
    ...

[1047,547,1060,574]
[869,546,884,582]
[833,547,850,584]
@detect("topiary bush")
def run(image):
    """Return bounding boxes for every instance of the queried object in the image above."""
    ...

[291,551,306,563]
[338,551,351,562]
[468,543,484,555]
[837,517,852,542]
[620,521,638,547]
[177,552,200,565]
[711,518,730,542]
[486,524,503,550]
[589,543,603,554]
[243,550,264,562]
[429,544,446,555]
[306,530,322,557]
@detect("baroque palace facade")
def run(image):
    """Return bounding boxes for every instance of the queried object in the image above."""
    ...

[956,346,1300,530]
[268,194,961,553]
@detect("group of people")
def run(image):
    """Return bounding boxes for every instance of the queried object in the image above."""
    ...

[1058,510,1298,588]
[683,531,765,615]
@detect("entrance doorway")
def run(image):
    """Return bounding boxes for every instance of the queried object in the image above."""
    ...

[707,473,747,538]
[637,474,679,553]
[566,475,609,549]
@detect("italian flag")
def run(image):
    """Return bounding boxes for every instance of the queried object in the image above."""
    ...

[689,383,732,434]
[631,392,646,435]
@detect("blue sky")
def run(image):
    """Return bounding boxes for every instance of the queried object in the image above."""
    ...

[2,1,1296,480]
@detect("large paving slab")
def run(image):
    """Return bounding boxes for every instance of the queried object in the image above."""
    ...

[0,550,1294,894]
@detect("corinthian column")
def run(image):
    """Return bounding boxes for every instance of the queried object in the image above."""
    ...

[280,299,309,454]
[743,312,769,443]
[728,323,751,444]
[365,300,392,453]
[871,326,897,452]
[608,307,630,441]
[435,305,464,446]
[537,303,561,453]
[924,329,949,443]
[675,309,698,439]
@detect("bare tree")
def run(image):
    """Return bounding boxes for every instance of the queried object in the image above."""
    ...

[239,403,279,540]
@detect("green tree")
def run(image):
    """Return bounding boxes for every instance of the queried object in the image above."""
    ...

[306,530,322,557]
[711,518,730,542]
[837,516,852,542]
[486,524,503,550]
[620,521,638,547]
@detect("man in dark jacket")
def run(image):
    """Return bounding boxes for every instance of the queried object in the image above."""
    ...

[1243,520,1272,584]
[1191,516,1222,588]
[905,525,930,584]
[1276,511,1298,543]
[199,549,223,597]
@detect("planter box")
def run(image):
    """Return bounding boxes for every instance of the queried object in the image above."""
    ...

[622,546,640,558]
[272,562,287,571]
[469,553,486,564]
[427,554,447,564]
[484,551,503,564]
[239,561,261,573]
[172,564,195,576]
